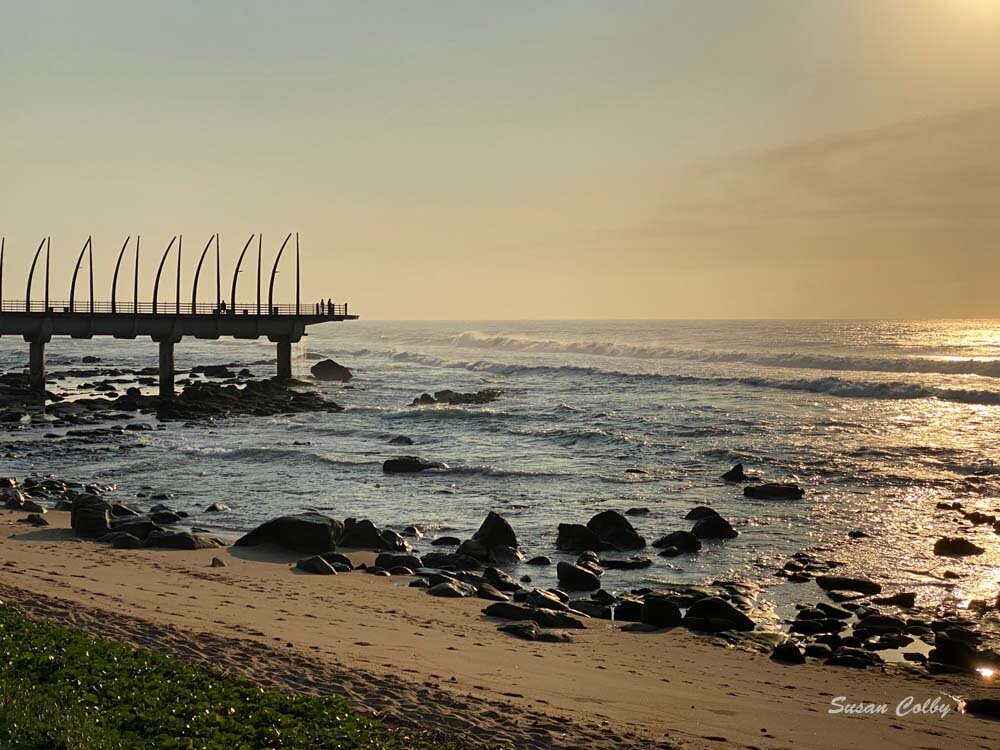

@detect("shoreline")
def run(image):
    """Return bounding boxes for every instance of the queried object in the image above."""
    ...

[2,509,998,750]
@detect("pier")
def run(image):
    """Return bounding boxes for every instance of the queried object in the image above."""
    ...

[0,233,358,398]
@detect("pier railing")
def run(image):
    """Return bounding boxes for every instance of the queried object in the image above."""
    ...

[0,300,349,317]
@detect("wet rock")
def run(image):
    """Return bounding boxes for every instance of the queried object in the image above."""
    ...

[556,523,602,552]
[815,602,852,620]
[855,614,906,635]
[468,511,521,561]
[430,536,461,546]
[296,555,338,574]
[691,515,738,540]
[382,456,448,473]
[526,555,552,566]
[722,463,753,482]
[825,647,883,669]
[871,592,917,608]
[816,575,881,596]
[310,359,353,382]
[319,552,354,569]
[389,435,414,446]
[150,510,182,525]
[476,583,509,602]
[805,643,834,659]
[411,389,502,406]
[847,530,868,539]
[234,512,343,554]
[586,510,645,550]
[204,502,231,513]
[421,552,483,571]
[601,556,652,570]
[556,561,601,591]
[684,506,719,521]
[375,552,423,571]
[641,596,682,627]
[652,530,701,553]
[401,525,422,538]
[933,537,985,557]
[771,641,805,664]
[682,597,755,633]
[625,507,650,516]
[744,483,805,500]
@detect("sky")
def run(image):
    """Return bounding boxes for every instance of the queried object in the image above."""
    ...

[1,0,999,319]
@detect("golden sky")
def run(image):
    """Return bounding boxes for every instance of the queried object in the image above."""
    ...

[1,1,999,319]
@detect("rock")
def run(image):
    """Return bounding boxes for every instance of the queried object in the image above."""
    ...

[476,583,509,601]
[556,561,601,591]
[815,602,852,620]
[70,496,112,538]
[204,502,231,513]
[21,500,46,514]
[150,511,182,525]
[211,557,226,568]
[145,531,221,550]
[412,389,502,406]
[428,580,477,598]
[20,514,48,527]
[658,546,681,558]
[744,483,805,500]
[855,614,906,635]
[771,641,805,664]
[684,506,719,521]
[401,525,422,538]
[526,555,552,566]
[641,596,682,627]
[81,355,101,363]
[420,552,483,571]
[964,698,1000,718]
[722,463,752,482]
[382,456,448,473]
[871,592,917,608]
[389,435,414,446]
[472,511,518,552]
[319,552,354,569]
[296,555,338,574]
[497,621,572,643]
[310,359,353,382]
[847,530,868,539]
[483,566,522,592]
[691,515,738,540]
[933,537,985,557]
[816,575,882,596]
[431,536,461,546]
[234,512,343,554]
[682,597,755,633]
[111,533,144,549]
[337,518,405,551]
[586,510,645,550]
[375,553,423,571]
[556,523,602,552]
[825,647,883,669]
[482,603,586,629]
[601,556,652,570]
[652,530,701,553]
[625,507,650,516]
[109,517,162,540]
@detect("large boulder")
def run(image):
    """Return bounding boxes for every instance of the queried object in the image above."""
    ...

[744,483,804,500]
[933,537,985,557]
[234,512,343,554]
[310,359,353,382]
[382,456,448,473]
[473,511,518,551]
[682,597,755,633]
[641,596,682,627]
[586,510,645,550]
[556,523,602,551]
[691,515,738,539]
[556,561,601,591]
[70,496,112,538]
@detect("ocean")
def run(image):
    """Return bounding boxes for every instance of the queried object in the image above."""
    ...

[3,319,999,633]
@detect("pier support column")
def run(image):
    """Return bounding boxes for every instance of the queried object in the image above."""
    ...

[158,339,175,400]
[28,339,46,393]
[276,338,292,380]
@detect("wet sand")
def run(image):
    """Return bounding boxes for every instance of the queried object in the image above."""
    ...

[1,509,997,750]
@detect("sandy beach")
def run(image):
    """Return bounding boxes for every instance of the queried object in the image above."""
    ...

[1,508,996,750]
